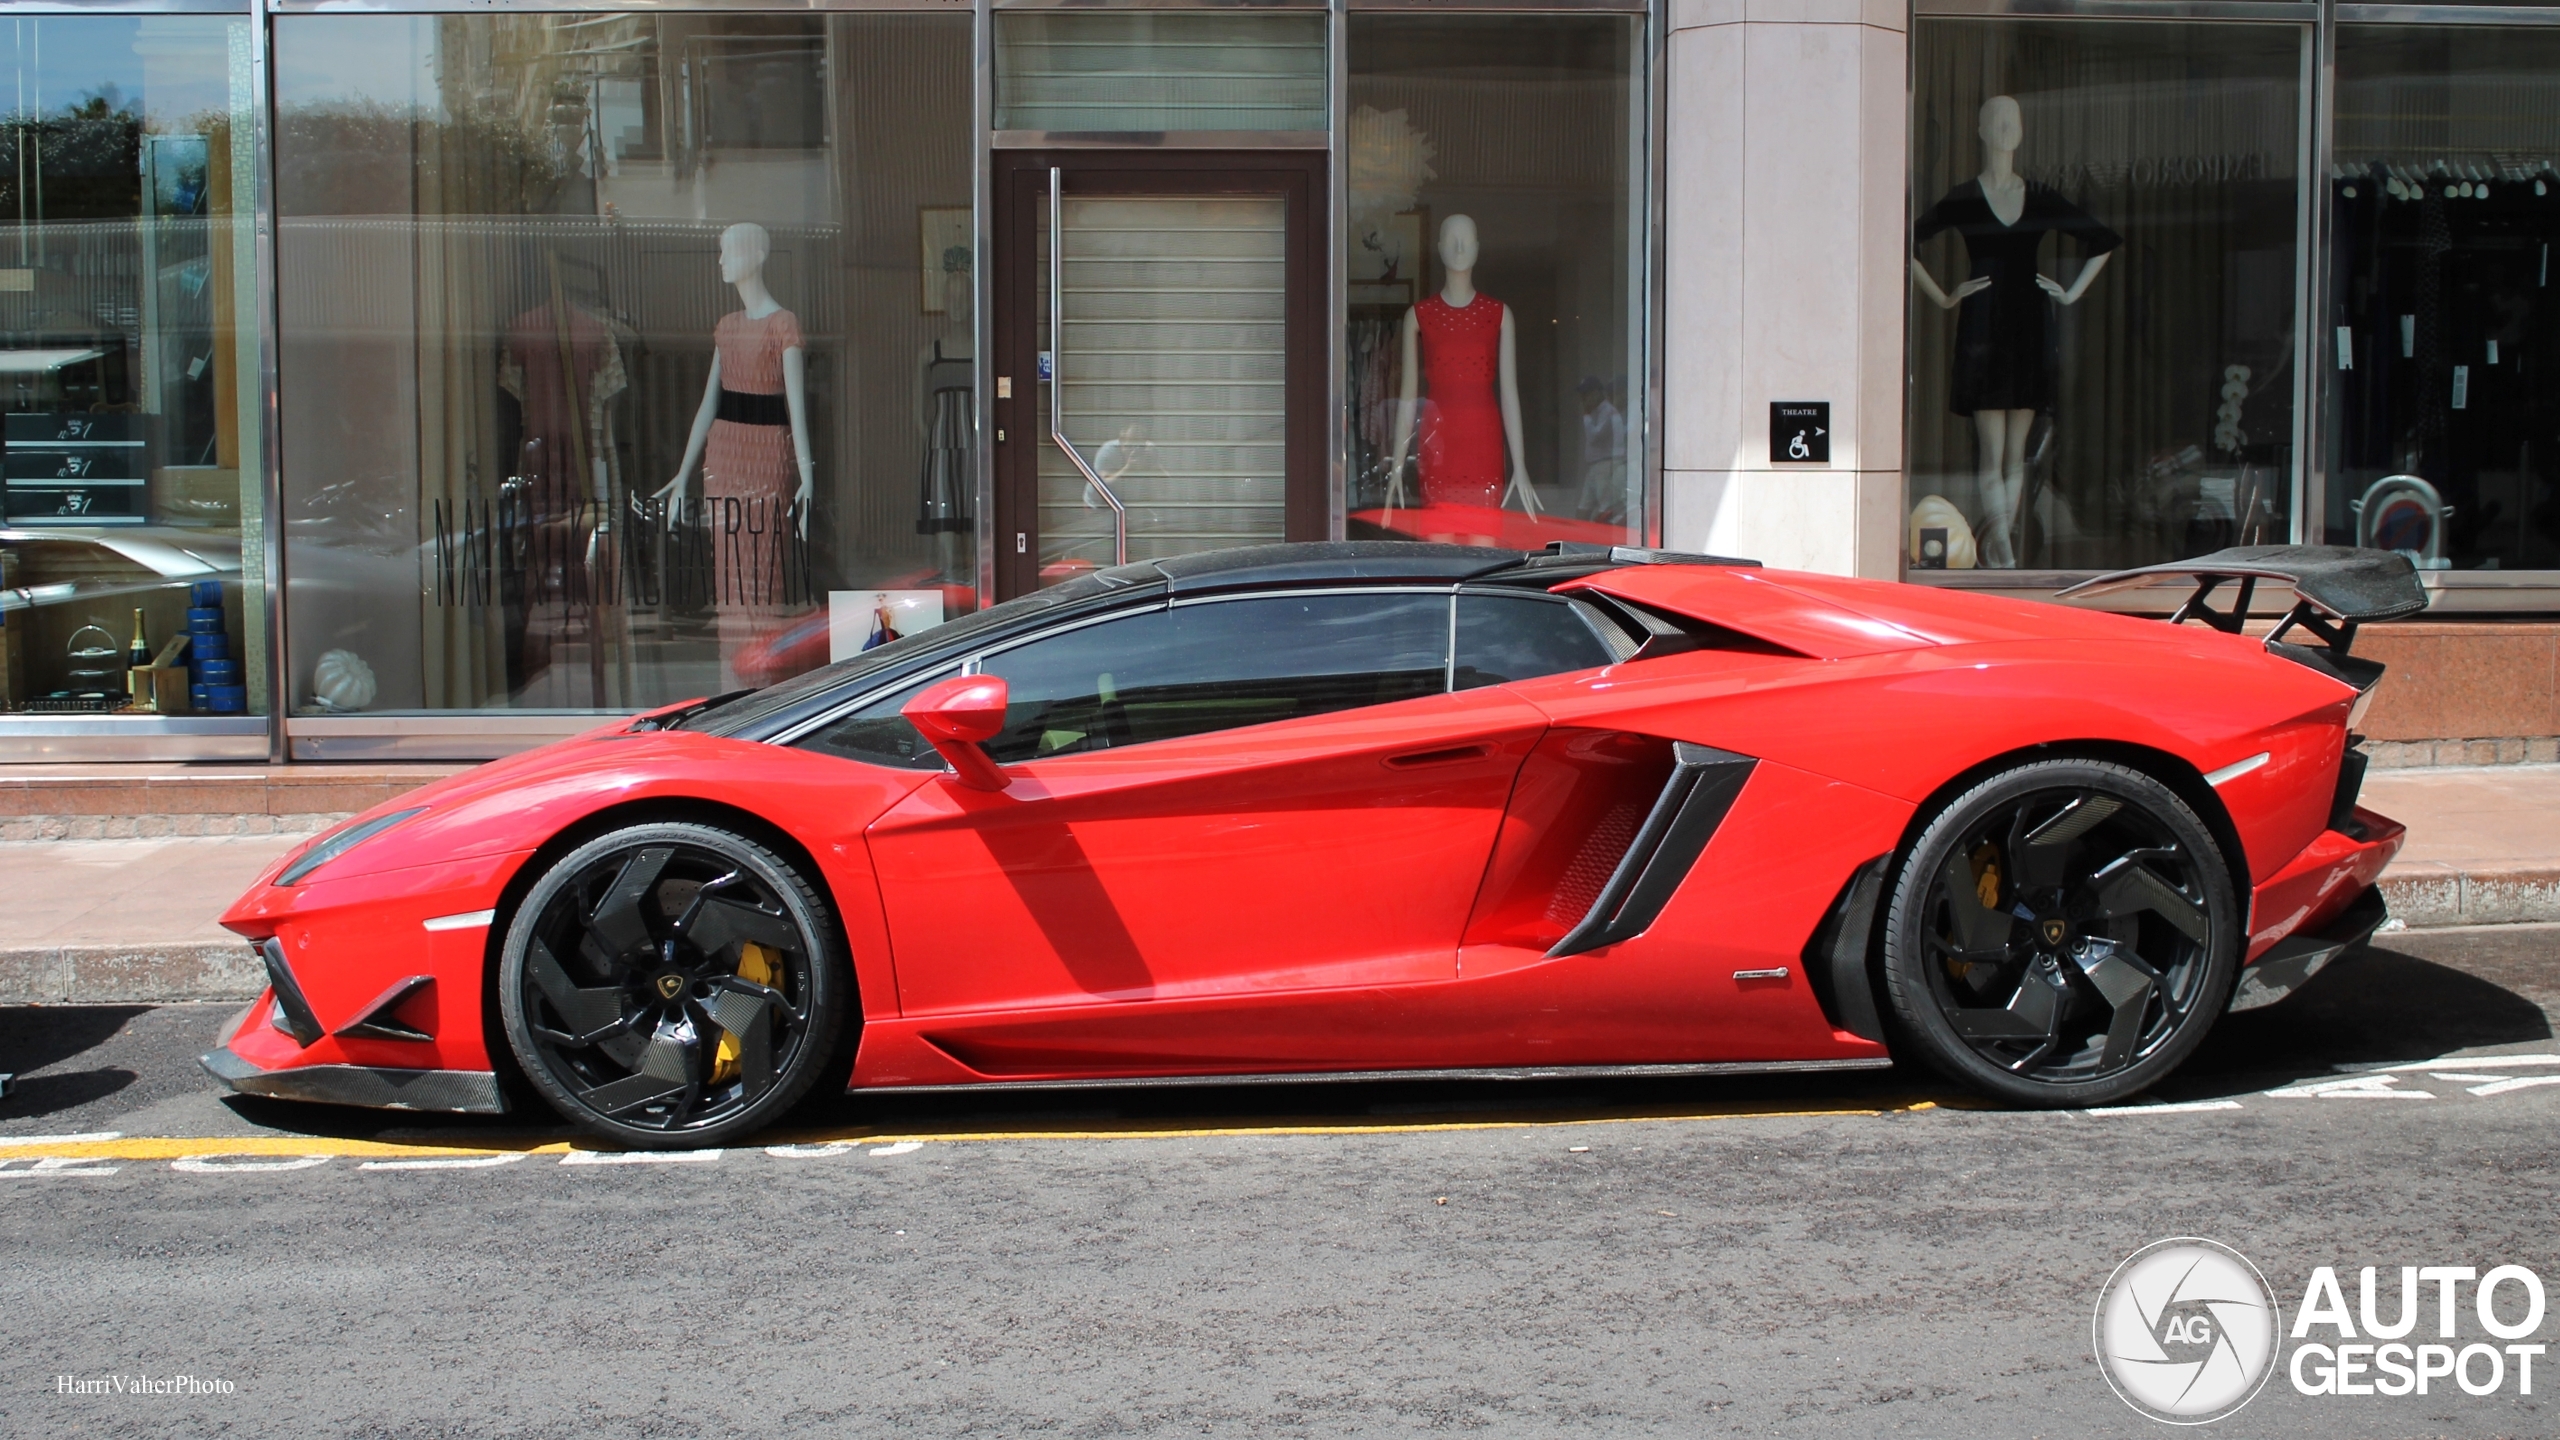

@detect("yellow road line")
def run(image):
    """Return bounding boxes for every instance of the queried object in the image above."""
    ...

[0,1098,1946,1164]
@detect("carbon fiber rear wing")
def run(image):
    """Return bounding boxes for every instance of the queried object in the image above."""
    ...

[2056,545,2426,653]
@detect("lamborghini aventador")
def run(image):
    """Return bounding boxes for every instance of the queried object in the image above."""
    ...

[202,540,2419,1146]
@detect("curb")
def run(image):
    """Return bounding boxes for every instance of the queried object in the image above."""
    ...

[1,867,2550,1006]
[0,941,264,1005]
[2377,863,2560,929]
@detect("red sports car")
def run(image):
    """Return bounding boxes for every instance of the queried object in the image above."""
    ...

[204,541,2419,1147]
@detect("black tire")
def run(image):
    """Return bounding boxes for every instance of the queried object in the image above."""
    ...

[498,822,848,1148]
[1879,759,2239,1108]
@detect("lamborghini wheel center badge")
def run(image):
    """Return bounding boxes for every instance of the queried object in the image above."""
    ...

[2041,918,2068,948]
[656,973,686,1001]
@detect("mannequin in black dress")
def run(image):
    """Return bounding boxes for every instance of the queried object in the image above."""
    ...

[1912,96,2121,568]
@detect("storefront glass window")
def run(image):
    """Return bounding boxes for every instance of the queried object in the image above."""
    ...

[272,13,972,715]
[1908,20,2302,575]
[1345,14,1647,550]
[2328,26,2560,571]
[0,17,265,722]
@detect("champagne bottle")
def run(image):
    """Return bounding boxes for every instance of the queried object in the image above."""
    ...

[127,607,151,703]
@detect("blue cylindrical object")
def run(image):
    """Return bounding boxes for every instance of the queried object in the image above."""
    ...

[204,684,247,712]
[186,607,225,633]
[189,683,209,710]
[187,631,227,662]
[196,658,242,684]
[189,580,224,608]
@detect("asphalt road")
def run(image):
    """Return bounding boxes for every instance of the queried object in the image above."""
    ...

[3,925,2557,1439]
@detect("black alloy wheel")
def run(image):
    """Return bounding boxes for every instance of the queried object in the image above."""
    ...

[1879,759,2239,1108]
[499,822,846,1147]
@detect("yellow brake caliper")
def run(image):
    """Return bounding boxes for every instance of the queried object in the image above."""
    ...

[1954,842,2002,981]
[709,941,778,1085]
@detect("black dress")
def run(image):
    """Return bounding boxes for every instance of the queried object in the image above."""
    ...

[1915,179,2123,416]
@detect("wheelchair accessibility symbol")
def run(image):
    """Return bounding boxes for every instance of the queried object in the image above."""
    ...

[1771,401,1830,464]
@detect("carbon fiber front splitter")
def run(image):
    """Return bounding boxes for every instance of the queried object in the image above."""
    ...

[200,1044,510,1115]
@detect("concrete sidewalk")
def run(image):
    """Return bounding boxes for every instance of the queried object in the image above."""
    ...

[0,765,2553,1003]
[2361,766,2560,927]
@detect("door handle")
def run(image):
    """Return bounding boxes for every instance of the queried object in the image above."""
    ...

[1048,166,1128,566]
[1383,743,1494,770]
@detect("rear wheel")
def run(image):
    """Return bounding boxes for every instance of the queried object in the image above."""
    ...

[498,822,846,1148]
[1879,760,2239,1108]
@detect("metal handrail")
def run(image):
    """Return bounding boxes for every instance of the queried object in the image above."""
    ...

[1047,166,1129,567]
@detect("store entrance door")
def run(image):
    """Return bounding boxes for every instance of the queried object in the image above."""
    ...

[990,151,1326,598]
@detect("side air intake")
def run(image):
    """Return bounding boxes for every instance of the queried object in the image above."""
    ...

[1546,742,1757,959]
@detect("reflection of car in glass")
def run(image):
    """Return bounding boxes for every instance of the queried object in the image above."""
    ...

[204,541,2418,1148]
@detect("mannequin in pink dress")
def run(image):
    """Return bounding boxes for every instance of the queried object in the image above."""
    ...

[1385,214,1541,543]
[655,223,815,687]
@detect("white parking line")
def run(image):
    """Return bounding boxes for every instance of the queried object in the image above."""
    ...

[2469,1075,2560,1098]
[359,1153,529,1172]
[559,1148,723,1166]
[0,1132,121,1147]
[869,1141,923,1157]
[766,1142,860,1159]
[0,1157,120,1176]
[2266,1074,2434,1099]
[2082,1100,2245,1117]
[2336,1053,2560,1075]
[171,1155,333,1173]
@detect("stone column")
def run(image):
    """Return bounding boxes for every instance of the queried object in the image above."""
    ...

[1660,0,1905,578]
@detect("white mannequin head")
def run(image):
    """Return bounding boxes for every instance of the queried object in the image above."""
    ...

[1978,96,2022,158]
[719,222,772,284]
[1437,215,1480,275]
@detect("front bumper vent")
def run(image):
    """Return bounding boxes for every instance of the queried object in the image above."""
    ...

[258,938,325,1048]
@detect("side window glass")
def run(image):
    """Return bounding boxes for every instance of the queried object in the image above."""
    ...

[795,669,955,770]
[1453,593,1617,689]
[980,592,1450,762]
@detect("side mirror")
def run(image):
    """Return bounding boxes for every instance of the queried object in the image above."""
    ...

[902,674,1011,791]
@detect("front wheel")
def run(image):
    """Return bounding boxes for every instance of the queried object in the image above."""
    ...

[1879,760,2239,1108]
[498,822,847,1148]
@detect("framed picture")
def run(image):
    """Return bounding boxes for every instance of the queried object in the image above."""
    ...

[918,207,971,314]
[1348,208,1427,307]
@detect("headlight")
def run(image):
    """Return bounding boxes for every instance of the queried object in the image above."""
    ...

[277,807,427,887]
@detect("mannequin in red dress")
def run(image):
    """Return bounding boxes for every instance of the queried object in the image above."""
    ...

[1386,215,1541,529]
[653,222,816,687]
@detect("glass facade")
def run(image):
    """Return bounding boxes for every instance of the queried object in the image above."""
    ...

[1344,12,1647,550]
[272,12,974,717]
[1908,18,2303,574]
[0,16,264,726]
[2327,25,2560,572]
[18,0,2560,762]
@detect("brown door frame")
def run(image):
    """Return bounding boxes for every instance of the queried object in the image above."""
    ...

[988,149,1328,600]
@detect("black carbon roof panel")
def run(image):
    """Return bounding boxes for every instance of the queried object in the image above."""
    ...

[1153,541,1525,594]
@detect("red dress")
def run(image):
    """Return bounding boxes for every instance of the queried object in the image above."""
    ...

[1414,293,1508,508]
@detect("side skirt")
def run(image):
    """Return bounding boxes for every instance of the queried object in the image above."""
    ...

[855,1056,1895,1095]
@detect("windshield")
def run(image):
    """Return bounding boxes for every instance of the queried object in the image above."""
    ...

[679,565,1163,737]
